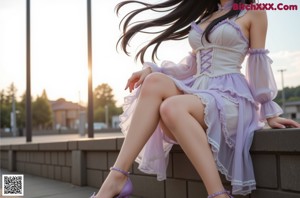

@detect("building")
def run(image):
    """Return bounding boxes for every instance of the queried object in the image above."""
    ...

[285,101,300,121]
[50,98,85,130]
[112,115,121,128]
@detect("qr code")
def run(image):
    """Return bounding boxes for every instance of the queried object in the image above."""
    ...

[1,174,24,196]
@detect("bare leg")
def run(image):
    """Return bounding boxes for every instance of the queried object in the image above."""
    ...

[160,95,228,198]
[94,73,182,198]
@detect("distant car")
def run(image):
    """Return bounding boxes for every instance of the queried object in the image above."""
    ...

[93,122,107,130]
[4,128,10,133]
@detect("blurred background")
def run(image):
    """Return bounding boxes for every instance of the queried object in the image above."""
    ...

[0,0,299,136]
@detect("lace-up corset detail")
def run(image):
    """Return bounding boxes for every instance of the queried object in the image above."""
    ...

[189,12,249,78]
[193,46,243,78]
[199,48,213,74]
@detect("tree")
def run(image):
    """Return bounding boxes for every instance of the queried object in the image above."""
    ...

[0,84,18,129]
[32,89,52,129]
[0,89,10,129]
[93,83,122,126]
[0,84,39,131]
[0,89,6,106]
[94,106,105,122]
[94,83,116,107]
[5,83,17,105]
[275,85,300,105]
[17,93,26,129]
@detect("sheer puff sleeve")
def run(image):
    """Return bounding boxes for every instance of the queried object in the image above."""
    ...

[246,48,283,120]
[142,52,197,80]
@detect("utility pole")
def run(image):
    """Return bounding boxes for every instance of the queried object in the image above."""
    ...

[278,69,286,116]
[26,0,32,142]
[87,0,94,138]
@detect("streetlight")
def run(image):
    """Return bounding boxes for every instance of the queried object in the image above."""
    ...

[87,0,94,138]
[26,0,32,142]
[278,69,286,116]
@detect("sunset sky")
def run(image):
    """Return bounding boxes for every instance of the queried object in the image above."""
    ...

[0,0,299,106]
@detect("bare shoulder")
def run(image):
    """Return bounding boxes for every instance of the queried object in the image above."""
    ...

[247,9,267,16]
[247,10,267,25]
[247,10,268,48]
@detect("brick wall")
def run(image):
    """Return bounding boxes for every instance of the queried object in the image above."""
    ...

[0,128,300,198]
[249,129,300,198]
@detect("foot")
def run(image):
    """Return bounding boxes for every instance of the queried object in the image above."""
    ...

[93,170,128,198]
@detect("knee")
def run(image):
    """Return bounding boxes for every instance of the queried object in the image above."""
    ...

[140,72,165,96]
[160,97,182,125]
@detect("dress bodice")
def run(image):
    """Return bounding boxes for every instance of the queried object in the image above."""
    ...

[188,13,249,78]
[128,8,282,197]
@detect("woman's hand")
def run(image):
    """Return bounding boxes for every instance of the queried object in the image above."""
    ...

[267,116,300,129]
[125,67,152,93]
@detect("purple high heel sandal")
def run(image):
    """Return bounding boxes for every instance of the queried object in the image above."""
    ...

[207,189,233,198]
[111,167,133,198]
[90,167,133,198]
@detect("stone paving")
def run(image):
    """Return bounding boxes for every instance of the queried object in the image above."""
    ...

[0,132,124,198]
[0,168,98,198]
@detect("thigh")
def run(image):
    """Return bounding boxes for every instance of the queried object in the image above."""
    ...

[164,94,207,128]
[159,120,177,143]
[159,94,207,141]
[141,72,183,99]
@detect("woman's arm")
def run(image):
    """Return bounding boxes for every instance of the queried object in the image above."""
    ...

[248,10,268,49]
[143,52,197,80]
[247,10,300,128]
[126,51,197,93]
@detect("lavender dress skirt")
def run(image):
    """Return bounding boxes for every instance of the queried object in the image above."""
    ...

[119,14,282,196]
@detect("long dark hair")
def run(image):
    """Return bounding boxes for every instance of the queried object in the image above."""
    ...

[116,0,255,63]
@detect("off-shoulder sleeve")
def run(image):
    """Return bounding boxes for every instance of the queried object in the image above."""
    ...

[246,48,283,120]
[142,52,197,80]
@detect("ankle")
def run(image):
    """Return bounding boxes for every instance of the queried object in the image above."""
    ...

[110,167,130,176]
[108,170,127,181]
[213,195,230,198]
[95,170,128,198]
[207,189,232,198]
[108,167,130,183]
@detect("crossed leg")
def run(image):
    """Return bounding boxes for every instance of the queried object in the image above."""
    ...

[94,73,226,198]
[94,72,182,198]
[160,95,226,196]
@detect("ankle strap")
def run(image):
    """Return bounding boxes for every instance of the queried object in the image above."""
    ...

[110,167,130,177]
[208,189,233,198]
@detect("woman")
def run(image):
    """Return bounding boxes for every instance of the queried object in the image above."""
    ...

[92,0,300,197]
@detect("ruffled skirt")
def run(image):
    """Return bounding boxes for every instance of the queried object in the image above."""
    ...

[119,72,264,195]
